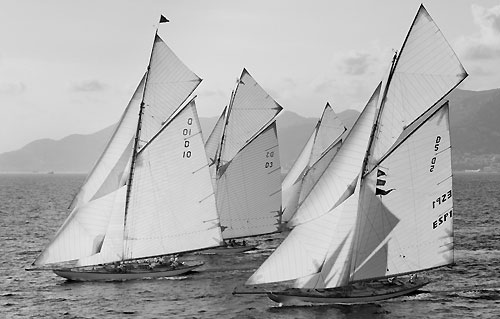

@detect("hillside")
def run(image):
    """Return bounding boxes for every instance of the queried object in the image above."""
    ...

[0,88,499,173]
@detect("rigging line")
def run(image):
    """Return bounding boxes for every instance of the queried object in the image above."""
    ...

[268,167,281,175]
[192,164,209,174]
[264,144,279,152]
[198,193,214,203]
[137,95,198,156]
[437,175,452,186]
[184,131,202,140]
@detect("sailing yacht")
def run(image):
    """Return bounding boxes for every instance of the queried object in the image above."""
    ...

[27,18,223,281]
[203,69,283,253]
[235,4,467,304]
[281,103,347,228]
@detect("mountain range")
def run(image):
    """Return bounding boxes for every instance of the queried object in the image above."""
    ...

[0,89,499,173]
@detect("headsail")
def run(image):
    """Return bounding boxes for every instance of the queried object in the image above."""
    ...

[281,103,347,224]
[33,76,145,267]
[288,84,381,227]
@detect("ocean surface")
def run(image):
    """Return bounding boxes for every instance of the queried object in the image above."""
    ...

[1,172,499,318]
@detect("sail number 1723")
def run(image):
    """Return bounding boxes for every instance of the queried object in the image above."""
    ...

[432,190,452,209]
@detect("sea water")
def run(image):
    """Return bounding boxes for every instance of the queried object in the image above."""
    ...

[1,173,499,318]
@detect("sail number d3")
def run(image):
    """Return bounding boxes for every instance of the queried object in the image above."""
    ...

[182,117,193,158]
[265,151,274,168]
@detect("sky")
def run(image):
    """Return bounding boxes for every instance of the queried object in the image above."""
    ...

[1,0,500,153]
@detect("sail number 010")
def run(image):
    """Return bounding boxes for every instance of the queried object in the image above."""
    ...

[182,117,193,158]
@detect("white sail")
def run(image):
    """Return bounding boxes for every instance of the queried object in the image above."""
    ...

[369,5,467,169]
[69,75,145,211]
[247,186,360,287]
[76,186,127,266]
[34,186,128,266]
[288,83,381,227]
[216,122,281,239]
[281,103,346,223]
[219,69,282,164]
[309,104,346,165]
[281,127,316,223]
[140,34,202,144]
[298,138,343,206]
[205,106,227,188]
[351,102,453,281]
[33,76,144,266]
[124,100,222,259]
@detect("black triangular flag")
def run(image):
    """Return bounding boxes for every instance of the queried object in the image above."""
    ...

[377,169,386,177]
[376,188,395,196]
[159,15,169,23]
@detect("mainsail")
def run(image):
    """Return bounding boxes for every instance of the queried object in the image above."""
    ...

[351,102,454,282]
[247,4,466,291]
[124,99,222,260]
[33,31,220,268]
[281,103,347,224]
[212,68,283,239]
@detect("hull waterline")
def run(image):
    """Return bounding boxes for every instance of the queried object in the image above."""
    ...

[199,245,257,254]
[266,278,430,305]
[53,262,204,281]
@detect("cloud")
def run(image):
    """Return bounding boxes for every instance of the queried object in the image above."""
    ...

[0,82,26,95]
[458,4,500,60]
[340,52,373,76]
[71,80,108,92]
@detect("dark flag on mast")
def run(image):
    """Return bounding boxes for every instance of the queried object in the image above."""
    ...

[159,15,169,23]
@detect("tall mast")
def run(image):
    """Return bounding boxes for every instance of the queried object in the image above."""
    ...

[123,26,160,258]
[361,51,398,177]
[215,73,241,174]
